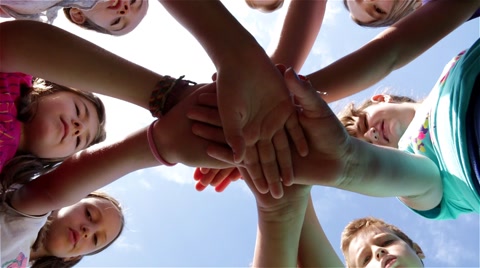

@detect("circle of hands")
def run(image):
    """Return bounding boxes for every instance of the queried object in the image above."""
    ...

[187,66,352,199]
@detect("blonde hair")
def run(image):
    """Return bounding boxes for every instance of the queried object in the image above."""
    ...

[341,217,420,267]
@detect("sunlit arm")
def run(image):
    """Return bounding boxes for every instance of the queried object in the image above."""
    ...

[307,0,480,102]
[270,0,326,72]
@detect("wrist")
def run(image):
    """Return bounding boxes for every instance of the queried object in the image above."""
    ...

[149,75,196,118]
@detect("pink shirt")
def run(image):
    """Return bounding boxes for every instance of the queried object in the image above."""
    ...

[0,72,31,173]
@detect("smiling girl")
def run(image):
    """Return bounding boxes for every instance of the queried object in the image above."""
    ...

[0,0,148,35]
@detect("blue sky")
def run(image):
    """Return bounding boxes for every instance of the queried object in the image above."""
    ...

[3,0,479,267]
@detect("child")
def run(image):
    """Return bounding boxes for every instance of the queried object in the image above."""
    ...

[1,189,124,267]
[343,0,480,28]
[0,72,106,190]
[0,0,148,35]
[341,217,425,268]
[190,36,480,219]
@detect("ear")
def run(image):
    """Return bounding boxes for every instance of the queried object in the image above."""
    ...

[68,8,86,24]
[370,94,392,103]
[63,255,82,262]
[413,242,425,259]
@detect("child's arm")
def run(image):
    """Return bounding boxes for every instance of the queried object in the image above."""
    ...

[191,69,443,210]
[269,0,326,72]
[297,197,343,268]
[9,84,232,217]
[0,20,196,111]
[159,0,308,199]
[242,167,311,267]
[307,0,480,102]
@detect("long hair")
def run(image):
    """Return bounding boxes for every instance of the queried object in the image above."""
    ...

[30,191,125,268]
[1,77,106,193]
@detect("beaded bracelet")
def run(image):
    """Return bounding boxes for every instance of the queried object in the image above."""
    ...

[147,120,176,166]
[149,75,196,118]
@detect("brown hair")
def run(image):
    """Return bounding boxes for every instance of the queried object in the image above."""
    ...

[341,217,421,267]
[1,77,106,193]
[338,94,416,138]
[344,0,420,28]
[30,191,125,268]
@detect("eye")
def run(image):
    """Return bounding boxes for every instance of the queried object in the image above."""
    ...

[363,254,372,266]
[111,18,121,26]
[374,5,386,15]
[363,114,369,132]
[130,0,136,5]
[76,137,81,148]
[86,209,93,221]
[75,104,80,116]
[93,234,98,246]
[382,239,394,246]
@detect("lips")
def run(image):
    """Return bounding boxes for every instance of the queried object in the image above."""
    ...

[69,228,79,247]
[381,255,397,268]
[61,118,68,141]
[381,120,390,143]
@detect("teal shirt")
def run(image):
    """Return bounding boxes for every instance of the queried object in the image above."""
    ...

[398,38,480,219]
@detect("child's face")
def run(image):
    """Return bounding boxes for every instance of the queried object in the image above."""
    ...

[353,101,416,148]
[44,197,123,258]
[82,0,148,35]
[346,0,395,24]
[22,91,100,159]
[347,227,423,268]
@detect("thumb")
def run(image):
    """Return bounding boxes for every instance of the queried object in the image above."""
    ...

[284,68,328,117]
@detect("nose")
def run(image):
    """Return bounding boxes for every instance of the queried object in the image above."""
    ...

[72,119,84,137]
[118,1,129,15]
[375,247,387,260]
[364,127,379,142]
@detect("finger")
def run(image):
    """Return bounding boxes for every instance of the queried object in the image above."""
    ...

[219,106,247,163]
[211,72,217,81]
[285,111,309,157]
[197,92,218,107]
[187,106,222,127]
[206,143,237,165]
[211,167,240,186]
[275,64,287,75]
[284,68,326,116]
[200,167,210,174]
[244,145,269,194]
[215,179,231,192]
[199,169,220,186]
[195,181,208,192]
[192,123,226,144]
[193,167,204,181]
[256,139,283,198]
[272,130,294,186]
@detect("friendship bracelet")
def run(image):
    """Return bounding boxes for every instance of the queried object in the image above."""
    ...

[147,120,176,166]
[149,75,196,118]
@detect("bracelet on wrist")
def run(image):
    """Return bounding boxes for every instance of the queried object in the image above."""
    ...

[149,75,196,118]
[147,120,176,166]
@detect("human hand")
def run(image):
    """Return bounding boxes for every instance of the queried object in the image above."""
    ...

[193,167,242,192]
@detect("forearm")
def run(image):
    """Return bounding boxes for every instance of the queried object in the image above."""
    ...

[12,127,157,215]
[0,20,160,109]
[308,0,480,103]
[159,0,269,69]
[297,197,343,268]
[292,139,442,210]
[253,196,309,267]
[269,0,326,71]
